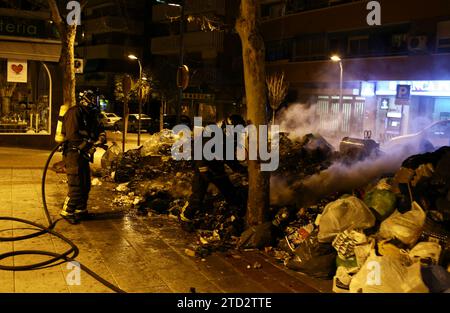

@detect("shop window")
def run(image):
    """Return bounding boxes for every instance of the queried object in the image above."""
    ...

[0,59,51,134]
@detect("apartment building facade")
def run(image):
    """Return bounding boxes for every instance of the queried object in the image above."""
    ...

[75,0,148,112]
[151,0,243,123]
[261,0,450,142]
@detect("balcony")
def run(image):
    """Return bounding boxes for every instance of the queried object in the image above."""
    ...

[151,31,224,55]
[185,0,226,15]
[83,16,144,35]
[76,44,142,60]
[152,0,225,23]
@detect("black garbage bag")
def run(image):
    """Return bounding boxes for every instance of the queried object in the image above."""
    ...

[238,222,278,249]
[421,266,450,293]
[114,148,143,183]
[402,146,450,169]
[285,230,337,279]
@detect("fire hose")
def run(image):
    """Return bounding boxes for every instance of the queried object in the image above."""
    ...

[0,143,125,293]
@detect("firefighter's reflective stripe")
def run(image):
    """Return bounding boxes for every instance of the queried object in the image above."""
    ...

[199,166,208,173]
[179,201,191,222]
[55,104,69,143]
[60,197,74,216]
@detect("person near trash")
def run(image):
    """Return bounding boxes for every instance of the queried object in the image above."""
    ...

[179,114,248,231]
[60,90,106,224]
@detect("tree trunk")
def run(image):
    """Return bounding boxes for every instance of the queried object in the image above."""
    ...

[236,0,270,227]
[60,24,77,108]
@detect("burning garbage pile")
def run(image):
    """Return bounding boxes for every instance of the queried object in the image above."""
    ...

[101,127,450,292]
[103,130,248,256]
[100,130,193,215]
[267,146,450,293]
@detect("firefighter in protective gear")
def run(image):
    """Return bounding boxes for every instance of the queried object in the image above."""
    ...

[60,90,106,224]
[179,114,248,231]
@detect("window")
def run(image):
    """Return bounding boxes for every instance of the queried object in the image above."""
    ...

[348,35,369,56]
[294,34,327,60]
[0,59,51,134]
[266,40,293,61]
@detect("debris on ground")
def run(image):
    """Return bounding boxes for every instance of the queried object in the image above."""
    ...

[98,130,450,293]
[268,146,450,293]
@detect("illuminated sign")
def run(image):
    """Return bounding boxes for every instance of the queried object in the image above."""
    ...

[0,16,56,39]
[396,85,411,105]
[376,81,450,97]
[7,59,27,83]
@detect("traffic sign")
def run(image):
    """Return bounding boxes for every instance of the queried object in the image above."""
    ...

[396,85,411,105]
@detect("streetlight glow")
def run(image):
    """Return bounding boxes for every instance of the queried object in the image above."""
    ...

[331,55,342,62]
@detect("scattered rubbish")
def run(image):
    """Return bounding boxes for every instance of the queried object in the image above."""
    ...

[364,189,397,221]
[318,196,376,243]
[409,242,442,266]
[332,230,367,260]
[379,202,426,247]
[285,230,337,279]
[101,130,449,293]
[116,183,130,192]
[91,178,102,186]
[253,262,262,269]
[421,265,450,293]
[349,250,429,293]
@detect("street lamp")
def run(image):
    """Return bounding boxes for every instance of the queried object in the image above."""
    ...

[128,54,143,146]
[166,1,184,124]
[331,55,343,108]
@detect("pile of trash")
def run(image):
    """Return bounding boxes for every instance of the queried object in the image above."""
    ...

[104,131,248,255]
[99,131,193,215]
[277,133,335,178]
[267,146,450,293]
[102,129,450,293]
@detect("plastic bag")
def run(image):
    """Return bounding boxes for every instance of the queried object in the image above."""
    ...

[379,202,426,247]
[333,266,359,293]
[349,250,429,293]
[101,142,122,170]
[421,265,450,293]
[409,242,442,266]
[285,231,336,279]
[318,196,376,243]
[332,230,367,259]
[364,189,397,221]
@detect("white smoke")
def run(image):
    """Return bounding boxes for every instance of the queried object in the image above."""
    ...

[271,102,429,207]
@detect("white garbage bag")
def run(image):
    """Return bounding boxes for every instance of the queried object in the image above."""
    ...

[318,196,376,243]
[409,242,442,265]
[349,250,429,293]
[379,202,426,247]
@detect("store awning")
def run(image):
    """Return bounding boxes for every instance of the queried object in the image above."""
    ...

[0,40,61,62]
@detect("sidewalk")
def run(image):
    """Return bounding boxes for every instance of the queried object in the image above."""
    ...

[0,147,332,293]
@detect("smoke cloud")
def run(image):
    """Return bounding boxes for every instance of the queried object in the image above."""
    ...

[270,102,427,207]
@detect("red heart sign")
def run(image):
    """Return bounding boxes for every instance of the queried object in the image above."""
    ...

[11,64,23,74]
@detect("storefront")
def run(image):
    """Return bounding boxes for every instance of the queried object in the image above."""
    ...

[0,13,62,149]
[363,80,450,142]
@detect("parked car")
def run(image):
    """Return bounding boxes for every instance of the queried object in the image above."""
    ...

[382,119,450,155]
[113,114,156,133]
[99,112,122,129]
